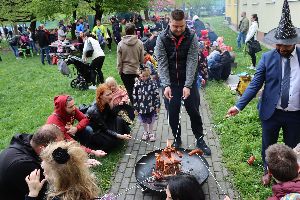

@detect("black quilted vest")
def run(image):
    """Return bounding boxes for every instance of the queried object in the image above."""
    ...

[159,26,194,86]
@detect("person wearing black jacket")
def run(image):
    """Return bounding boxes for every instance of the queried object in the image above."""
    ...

[208,48,233,81]
[86,84,131,152]
[0,125,63,200]
[36,24,51,65]
[110,16,122,45]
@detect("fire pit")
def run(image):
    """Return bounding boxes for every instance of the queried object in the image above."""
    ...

[135,146,209,192]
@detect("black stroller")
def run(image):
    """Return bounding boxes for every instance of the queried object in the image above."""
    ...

[65,56,98,90]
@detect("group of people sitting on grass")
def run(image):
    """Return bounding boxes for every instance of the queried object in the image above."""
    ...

[0,67,162,199]
[197,36,236,85]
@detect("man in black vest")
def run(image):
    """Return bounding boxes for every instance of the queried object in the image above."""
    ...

[155,9,211,156]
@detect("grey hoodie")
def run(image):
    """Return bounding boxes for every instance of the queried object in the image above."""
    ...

[117,35,144,75]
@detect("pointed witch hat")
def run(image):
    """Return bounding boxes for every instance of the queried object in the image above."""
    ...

[264,0,300,45]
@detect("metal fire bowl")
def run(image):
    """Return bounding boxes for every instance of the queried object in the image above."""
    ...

[135,148,209,192]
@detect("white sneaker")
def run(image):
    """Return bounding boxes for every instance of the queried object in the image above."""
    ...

[88,85,97,90]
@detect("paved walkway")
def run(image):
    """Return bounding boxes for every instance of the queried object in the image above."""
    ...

[109,91,239,200]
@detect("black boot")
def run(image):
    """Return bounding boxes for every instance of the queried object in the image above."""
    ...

[196,139,211,156]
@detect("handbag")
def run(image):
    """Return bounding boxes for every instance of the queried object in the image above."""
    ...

[85,39,94,57]
[248,37,262,54]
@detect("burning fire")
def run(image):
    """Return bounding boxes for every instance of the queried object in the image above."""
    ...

[152,140,183,180]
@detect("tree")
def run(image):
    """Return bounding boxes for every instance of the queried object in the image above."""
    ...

[0,0,35,22]
[83,0,149,26]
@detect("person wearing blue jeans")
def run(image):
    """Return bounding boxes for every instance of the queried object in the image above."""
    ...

[40,46,51,65]
[237,12,249,48]
[8,35,21,59]
[237,31,246,49]
[37,25,51,65]
[10,44,19,58]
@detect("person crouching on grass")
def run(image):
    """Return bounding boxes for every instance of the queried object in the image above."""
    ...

[133,67,160,142]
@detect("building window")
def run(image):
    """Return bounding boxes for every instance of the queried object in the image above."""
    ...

[252,0,259,5]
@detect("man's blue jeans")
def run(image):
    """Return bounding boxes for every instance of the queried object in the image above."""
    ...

[75,126,94,146]
[29,41,39,53]
[10,44,19,58]
[237,32,246,48]
[40,46,51,64]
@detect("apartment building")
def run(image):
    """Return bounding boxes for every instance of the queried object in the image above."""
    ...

[225,0,300,40]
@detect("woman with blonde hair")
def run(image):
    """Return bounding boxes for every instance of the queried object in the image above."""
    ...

[25,141,99,200]
[85,84,132,152]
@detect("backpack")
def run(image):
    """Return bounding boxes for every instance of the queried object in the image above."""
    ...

[57,59,70,76]
[96,28,105,45]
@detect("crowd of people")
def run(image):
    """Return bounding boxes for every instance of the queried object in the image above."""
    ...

[2,0,300,198]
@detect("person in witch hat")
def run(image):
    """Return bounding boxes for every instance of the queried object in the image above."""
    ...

[226,0,300,186]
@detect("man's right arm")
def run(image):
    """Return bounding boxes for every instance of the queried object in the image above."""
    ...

[154,35,171,87]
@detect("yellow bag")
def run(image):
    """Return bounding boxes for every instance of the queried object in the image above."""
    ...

[236,75,252,96]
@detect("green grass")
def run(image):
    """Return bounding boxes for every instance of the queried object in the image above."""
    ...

[203,17,273,199]
[0,39,122,192]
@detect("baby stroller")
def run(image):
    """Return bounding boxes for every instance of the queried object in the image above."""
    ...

[65,56,98,90]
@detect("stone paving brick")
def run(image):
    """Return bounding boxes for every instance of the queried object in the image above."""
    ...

[120,177,130,189]
[124,167,134,178]
[127,158,136,168]
[213,161,222,172]
[109,92,239,199]
[125,195,134,200]
[118,162,127,173]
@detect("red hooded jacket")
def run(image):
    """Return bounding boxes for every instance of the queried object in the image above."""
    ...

[46,95,91,153]
[267,179,300,200]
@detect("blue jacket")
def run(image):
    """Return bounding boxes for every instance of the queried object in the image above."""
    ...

[236,47,300,120]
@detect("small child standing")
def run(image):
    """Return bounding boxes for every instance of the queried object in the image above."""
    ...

[265,144,300,200]
[133,68,160,142]
[105,76,134,124]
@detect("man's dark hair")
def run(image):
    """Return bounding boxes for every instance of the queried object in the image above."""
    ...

[266,144,299,182]
[125,23,135,35]
[168,174,205,200]
[31,124,62,147]
[171,9,185,21]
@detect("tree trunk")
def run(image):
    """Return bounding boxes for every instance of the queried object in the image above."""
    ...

[30,21,37,41]
[30,21,36,32]
[13,23,18,35]
[144,9,149,21]
[94,3,103,27]
[71,10,77,40]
